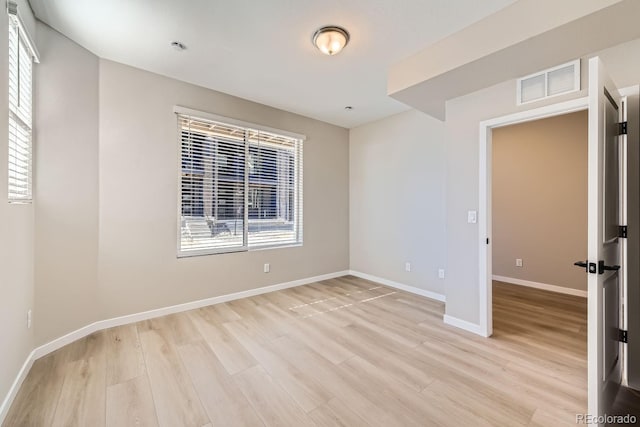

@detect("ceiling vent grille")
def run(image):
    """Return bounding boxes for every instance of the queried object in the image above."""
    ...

[517,59,580,105]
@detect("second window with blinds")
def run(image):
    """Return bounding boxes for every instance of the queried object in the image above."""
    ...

[8,7,35,202]
[177,109,304,256]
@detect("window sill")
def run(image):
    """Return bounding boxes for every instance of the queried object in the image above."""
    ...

[177,242,303,258]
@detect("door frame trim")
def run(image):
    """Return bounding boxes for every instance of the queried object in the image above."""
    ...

[477,96,589,338]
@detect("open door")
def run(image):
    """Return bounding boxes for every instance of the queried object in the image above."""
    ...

[584,56,627,421]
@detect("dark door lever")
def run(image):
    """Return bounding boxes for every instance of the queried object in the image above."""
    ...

[598,260,620,274]
[574,261,597,274]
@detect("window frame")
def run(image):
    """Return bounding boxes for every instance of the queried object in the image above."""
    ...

[7,1,39,203]
[175,106,305,257]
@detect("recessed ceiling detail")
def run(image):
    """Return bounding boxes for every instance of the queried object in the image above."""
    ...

[388,0,640,121]
[28,0,517,128]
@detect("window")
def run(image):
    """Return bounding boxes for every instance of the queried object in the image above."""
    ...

[7,2,37,202]
[177,108,304,256]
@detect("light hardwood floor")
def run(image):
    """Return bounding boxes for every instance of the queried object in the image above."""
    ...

[3,277,587,426]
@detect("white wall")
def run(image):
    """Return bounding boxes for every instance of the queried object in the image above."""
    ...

[0,0,35,415]
[34,22,99,345]
[350,109,446,296]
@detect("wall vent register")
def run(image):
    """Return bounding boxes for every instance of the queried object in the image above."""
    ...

[517,59,580,105]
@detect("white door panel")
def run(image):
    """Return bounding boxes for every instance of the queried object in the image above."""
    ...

[587,57,625,423]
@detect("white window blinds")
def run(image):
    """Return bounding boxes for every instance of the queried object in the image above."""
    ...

[178,111,303,256]
[7,3,37,202]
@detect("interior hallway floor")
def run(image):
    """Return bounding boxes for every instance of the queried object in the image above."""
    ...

[3,277,587,426]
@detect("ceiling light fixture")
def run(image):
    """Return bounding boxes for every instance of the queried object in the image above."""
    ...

[312,26,350,56]
[171,41,186,51]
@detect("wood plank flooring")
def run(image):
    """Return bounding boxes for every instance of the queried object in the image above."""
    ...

[3,277,588,426]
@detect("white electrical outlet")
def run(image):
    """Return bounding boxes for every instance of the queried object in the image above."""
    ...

[516,259,523,267]
[264,263,270,273]
[405,262,411,272]
[27,309,32,329]
[438,269,445,279]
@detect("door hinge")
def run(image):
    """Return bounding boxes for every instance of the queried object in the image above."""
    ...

[618,122,628,135]
[619,329,628,343]
[619,225,628,238]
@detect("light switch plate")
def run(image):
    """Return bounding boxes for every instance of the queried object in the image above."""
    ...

[467,210,477,224]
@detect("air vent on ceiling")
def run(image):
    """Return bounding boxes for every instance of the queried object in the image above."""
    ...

[517,59,580,105]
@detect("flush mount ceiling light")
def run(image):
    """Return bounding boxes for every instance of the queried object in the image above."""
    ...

[312,26,350,56]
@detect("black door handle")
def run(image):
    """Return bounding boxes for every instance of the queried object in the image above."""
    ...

[598,260,620,274]
[574,261,597,274]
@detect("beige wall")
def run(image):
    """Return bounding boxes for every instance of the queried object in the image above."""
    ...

[31,25,349,344]
[0,0,35,416]
[28,21,349,346]
[3,21,349,414]
[97,59,349,320]
[492,111,587,291]
[349,109,446,295]
[7,14,640,417]
[34,23,99,344]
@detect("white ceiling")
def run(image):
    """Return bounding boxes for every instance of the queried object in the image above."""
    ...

[29,0,516,128]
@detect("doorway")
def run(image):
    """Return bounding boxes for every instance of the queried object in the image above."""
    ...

[489,109,590,412]
[478,65,639,421]
[478,97,589,338]
[491,110,588,299]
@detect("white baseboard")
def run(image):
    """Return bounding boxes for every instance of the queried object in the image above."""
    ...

[348,271,489,337]
[492,275,587,298]
[1,270,349,425]
[0,349,36,423]
[348,270,446,302]
[443,314,486,336]
[34,270,350,359]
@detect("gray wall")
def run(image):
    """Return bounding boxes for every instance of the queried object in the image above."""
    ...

[349,109,446,295]
[30,24,349,345]
[443,43,640,325]
[0,0,36,415]
[7,14,640,417]
[97,59,350,320]
[34,23,99,345]
[492,111,588,292]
